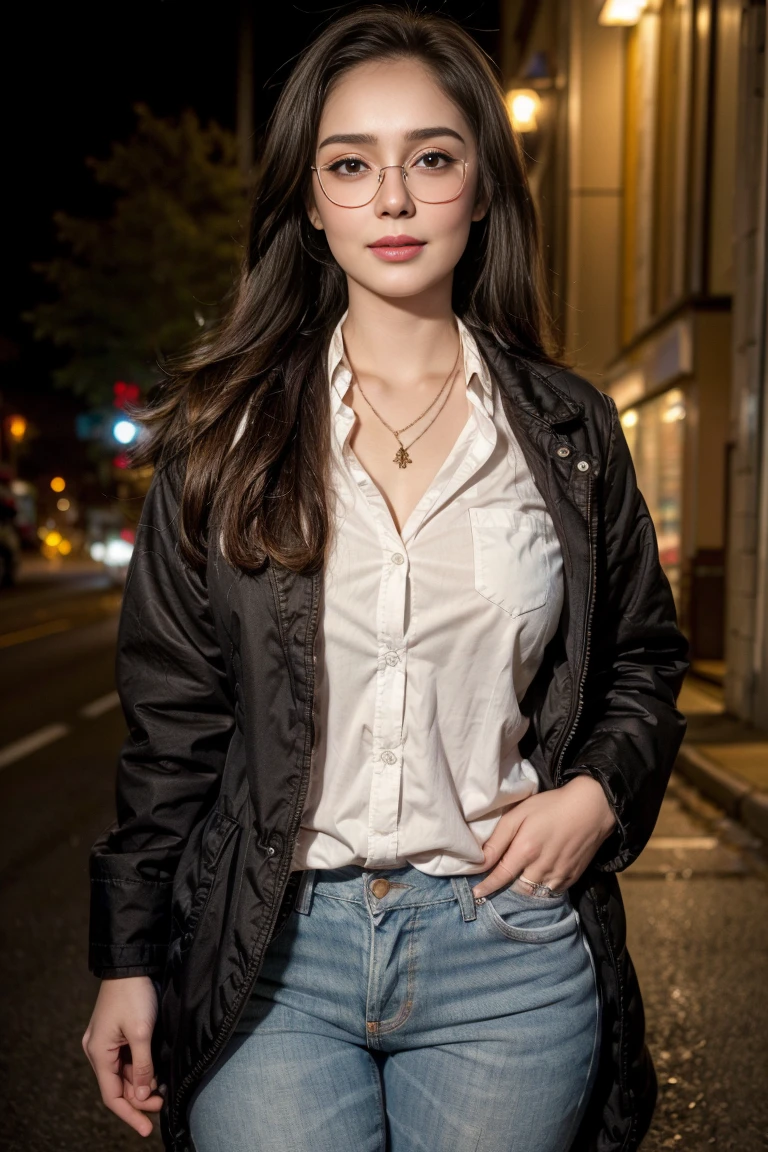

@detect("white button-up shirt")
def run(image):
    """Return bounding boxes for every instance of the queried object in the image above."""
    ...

[287,314,564,875]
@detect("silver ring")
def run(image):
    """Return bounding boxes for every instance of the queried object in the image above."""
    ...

[518,875,563,898]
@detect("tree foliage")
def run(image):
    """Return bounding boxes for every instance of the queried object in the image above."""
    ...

[26,104,248,404]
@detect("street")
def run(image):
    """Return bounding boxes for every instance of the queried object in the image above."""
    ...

[0,565,766,1152]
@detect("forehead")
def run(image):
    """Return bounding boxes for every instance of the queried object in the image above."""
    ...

[317,57,473,145]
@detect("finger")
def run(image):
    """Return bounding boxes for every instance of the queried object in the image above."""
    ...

[481,809,526,867]
[124,1025,155,1103]
[473,855,523,899]
[92,1055,155,1137]
[124,1067,161,1110]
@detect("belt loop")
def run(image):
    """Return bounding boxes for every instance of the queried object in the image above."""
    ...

[451,876,477,922]
[294,869,316,915]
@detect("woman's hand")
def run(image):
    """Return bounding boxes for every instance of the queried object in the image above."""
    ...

[82,975,162,1138]
[472,776,618,900]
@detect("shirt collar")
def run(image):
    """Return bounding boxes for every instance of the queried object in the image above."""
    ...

[326,309,495,420]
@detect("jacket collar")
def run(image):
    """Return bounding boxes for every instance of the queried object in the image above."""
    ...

[473,330,585,429]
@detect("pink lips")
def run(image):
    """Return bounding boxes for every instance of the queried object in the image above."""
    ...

[368,234,426,262]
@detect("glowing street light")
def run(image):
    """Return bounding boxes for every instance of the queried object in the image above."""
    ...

[50,476,66,492]
[113,419,138,445]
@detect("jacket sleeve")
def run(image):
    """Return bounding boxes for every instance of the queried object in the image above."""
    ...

[560,392,690,872]
[88,460,236,978]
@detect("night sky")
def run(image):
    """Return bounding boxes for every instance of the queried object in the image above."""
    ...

[2,1,500,481]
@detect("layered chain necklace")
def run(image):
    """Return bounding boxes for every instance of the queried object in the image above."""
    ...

[344,331,462,469]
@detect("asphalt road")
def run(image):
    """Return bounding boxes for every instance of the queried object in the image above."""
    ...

[1,562,766,1152]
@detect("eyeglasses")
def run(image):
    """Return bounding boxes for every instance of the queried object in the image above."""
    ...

[311,148,468,209]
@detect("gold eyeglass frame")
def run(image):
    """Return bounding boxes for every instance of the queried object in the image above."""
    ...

[310,153,469,209]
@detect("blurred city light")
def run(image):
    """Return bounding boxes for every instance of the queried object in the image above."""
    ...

[662,401,687,423]
[56,498,70,511]
[113,381,141,409]
[50,476,66,492]
[45,531,62,547]
[113,419,138,445]
[598,0,647,25]
[57,539,72,555]
[621,410,639,428]
[8,415,27,441]
[90,542,106,561]
[506,88,541,132]
[104,538,133,566]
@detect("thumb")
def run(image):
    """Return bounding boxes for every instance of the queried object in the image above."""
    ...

[126,1024,155,1102]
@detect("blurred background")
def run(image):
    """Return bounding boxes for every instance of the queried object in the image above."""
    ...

[1,1,767,1149]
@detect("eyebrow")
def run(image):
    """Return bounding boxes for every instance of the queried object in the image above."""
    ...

[317,126,466,149]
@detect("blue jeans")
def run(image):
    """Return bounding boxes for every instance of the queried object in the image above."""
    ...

[189,863,601,1152]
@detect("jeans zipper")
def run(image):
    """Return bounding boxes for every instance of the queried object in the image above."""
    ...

[169,568,322,1145]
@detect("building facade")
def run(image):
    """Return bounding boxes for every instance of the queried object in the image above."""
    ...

[500,0,768,727]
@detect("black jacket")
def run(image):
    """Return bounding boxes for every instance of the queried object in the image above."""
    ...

[89,334,689,1152]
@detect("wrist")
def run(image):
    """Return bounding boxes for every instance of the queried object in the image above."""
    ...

[563,773,618,839]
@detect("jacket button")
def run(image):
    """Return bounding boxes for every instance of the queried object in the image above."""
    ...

[576,459,590,472]
[266,846,275,857]
[556,445,571,458]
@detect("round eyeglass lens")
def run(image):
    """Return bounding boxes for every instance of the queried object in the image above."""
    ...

[316,150,466,208]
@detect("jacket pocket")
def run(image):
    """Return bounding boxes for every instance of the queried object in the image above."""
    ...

[468,508,552,617]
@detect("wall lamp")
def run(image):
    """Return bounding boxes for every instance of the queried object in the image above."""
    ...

[597,0,648,25]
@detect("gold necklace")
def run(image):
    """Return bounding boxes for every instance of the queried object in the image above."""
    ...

[345,334,462,469]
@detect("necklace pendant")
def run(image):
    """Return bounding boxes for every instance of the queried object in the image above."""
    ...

[393,445,412,469]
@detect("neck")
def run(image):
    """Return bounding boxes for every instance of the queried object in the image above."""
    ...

[341,275,459,393]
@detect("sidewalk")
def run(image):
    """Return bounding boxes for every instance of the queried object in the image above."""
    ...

[675,674,768,844]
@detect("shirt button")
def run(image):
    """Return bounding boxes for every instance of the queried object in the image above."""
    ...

[391,552,405,565]
[385,652,399,666]
[381,750,397,765]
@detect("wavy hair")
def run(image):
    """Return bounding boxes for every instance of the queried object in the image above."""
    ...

[129,3,565,574]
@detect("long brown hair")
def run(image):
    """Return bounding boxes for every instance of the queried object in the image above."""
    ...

[129,3,565,575]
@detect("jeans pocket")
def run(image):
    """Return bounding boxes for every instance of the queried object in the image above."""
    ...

[479,880,578,943]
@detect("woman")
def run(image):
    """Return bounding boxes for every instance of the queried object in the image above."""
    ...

[82,7,689,1152]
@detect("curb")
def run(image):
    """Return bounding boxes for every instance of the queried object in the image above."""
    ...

[674,744,768,845]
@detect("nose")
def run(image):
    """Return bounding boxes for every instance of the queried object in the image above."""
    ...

[374,165,415,218]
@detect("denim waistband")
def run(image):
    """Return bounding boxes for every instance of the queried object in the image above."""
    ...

[291,862,497,922]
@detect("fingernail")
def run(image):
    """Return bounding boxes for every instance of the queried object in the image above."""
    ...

[136,1085,150,1101]
[150,1078,157,1091]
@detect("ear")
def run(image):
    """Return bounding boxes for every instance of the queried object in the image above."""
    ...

[306,183,325,232]
[471,189,490,223]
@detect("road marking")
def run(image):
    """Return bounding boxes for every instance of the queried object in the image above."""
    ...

[647,836,719,850]
[0,619,72,648]
[79,691,121,719]
[0,723,71,770]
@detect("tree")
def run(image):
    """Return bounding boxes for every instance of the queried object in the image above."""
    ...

[26,104,248,405]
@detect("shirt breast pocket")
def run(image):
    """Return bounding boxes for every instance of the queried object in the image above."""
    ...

[468,507,552,618]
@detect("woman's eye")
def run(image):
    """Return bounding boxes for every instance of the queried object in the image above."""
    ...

[327,156,369,177]
[412,150,454,169]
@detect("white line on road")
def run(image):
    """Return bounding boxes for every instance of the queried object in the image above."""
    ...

[648,836,719,850]
[0,723,71,771]
[79,691,121,719]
